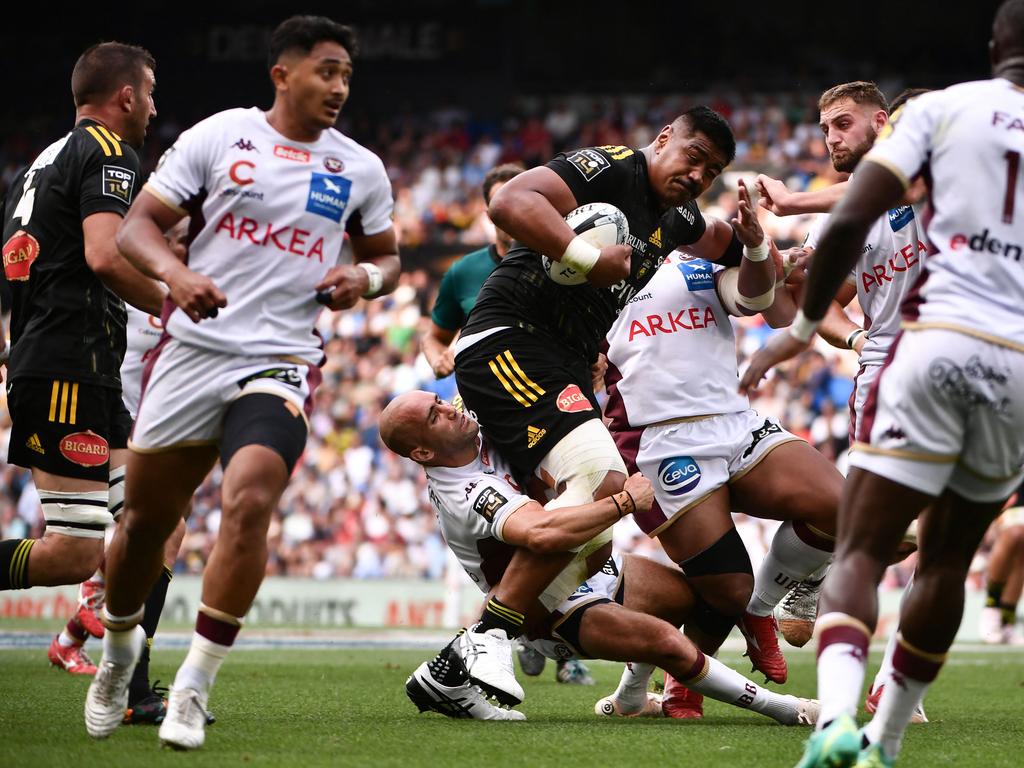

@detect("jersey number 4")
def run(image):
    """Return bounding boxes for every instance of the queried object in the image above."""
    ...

[12,171,37,225]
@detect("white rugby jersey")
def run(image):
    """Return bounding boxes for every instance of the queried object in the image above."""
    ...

[604,252,746,429]
[866,78,1024,349]
[120,305,163,417]
[805,200,928,367]
[425,440,530,594]
[145,108,394,363]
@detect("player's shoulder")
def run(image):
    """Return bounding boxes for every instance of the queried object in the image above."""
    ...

[71,121,138,166]
[556,144,639,179]
[449,245,493,275]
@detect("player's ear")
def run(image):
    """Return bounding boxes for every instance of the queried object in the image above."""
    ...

[873,109,888,134]
[410,446,433,464]
[269,61,291,92]
[116,83,134,114]
[655,124,673,152]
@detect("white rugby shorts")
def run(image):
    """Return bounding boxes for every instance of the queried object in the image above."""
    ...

[850,328,1024,502]
[130,337,319,452]
[621,409,801,536]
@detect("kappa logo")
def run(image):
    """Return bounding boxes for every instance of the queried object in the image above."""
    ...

[556,384,593,413]
[274,145,310,163]
[472,486,508,522]
[3,229,40,282]
[25,433,44,455]
[306,173,352,223]
[880,424,906,442]
[742,418,784,458]
[676,258,714,291]
[658,456,701,496]
[527,425,547,448]
[59,430,109,467]
[102,165,136,204]
[231,138,258,152]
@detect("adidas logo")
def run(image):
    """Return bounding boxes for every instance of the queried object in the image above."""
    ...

[648,227,662,247]
[527,425,547,448]
[26,433,44,455]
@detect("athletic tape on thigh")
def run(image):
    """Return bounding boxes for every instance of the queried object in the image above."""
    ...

[108,463,127,520]
[679,526,752,578]
[39,490,111,539]
[540,419,626,510]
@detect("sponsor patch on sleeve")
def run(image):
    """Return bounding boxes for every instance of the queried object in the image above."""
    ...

[676,259,714,291]
[565,149,611,181]
[102,165,136,204]
[472,486,508,523]
[887,205,915,232]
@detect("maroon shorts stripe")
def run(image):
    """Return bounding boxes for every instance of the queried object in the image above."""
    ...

[855,330,905,446]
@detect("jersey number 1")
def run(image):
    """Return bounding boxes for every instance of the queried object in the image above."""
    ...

[1004,151,1020,225]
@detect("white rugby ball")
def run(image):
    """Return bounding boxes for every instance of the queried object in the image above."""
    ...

[542,202,629,285]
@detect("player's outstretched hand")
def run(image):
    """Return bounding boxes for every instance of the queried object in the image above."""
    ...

[755,174,795,216]
[623,472,654,516]
[316,264,371,311]
[167,264,227,323]
[730,179,765,248]
[738,330,811,395]
[432,348,455,379]
[586,244,632,288]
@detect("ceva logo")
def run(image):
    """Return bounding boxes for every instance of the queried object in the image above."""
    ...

[658,456,702,495]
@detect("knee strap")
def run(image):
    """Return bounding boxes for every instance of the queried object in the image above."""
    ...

[679,526,752,578]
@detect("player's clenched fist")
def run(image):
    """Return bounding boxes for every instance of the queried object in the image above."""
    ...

[166,262,227,323]
[622,471,654,516]
[586,244,632,288]
[315,264,372,310]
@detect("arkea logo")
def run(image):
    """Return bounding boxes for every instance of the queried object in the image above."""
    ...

[676,258,714,291]
[949,228,1023,261]
[556,384,593,413]
[306,173,352,223]
[527,425,547,448]
[658,456,701,496]
[888,205,914,232]
[274,145,310,163]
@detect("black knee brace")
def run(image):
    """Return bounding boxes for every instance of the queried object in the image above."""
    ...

[679,526,753,578]
[690,592,742,637]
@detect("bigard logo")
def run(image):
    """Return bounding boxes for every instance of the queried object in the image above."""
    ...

[59,430,109,467]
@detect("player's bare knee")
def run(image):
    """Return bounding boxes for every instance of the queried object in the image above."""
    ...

[220,486,276,537]
[650,624,690,668]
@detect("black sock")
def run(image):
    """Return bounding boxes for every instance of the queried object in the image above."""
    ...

[0,539,34,590]
[998,602,1018,627]
[986,581,1006,607]
[474,596,525,639]
[128,565,172,702]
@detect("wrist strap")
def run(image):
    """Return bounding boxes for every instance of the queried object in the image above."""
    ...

[611,490,636,519]
[560,235,601,276]
[789,309,819,343]
[357,262,384,298]
[845,328,866,349]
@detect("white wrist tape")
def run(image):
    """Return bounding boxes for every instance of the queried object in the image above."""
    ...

[560,235,601,276]
[743,237,770,262]
[789,309,819,343]
[358,262,384,298]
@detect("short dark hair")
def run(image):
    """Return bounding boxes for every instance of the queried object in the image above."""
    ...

[995,0,1024,52]
[482,163,523,205]
[71,42,154,108]
[268,15,358,68]
[674,107,736,165]
[818,81,888,114]
[888,88,930,114]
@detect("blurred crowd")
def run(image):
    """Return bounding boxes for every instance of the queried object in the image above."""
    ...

[0,90,932,587]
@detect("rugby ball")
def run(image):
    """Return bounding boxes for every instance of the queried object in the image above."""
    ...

[542,202,629,285]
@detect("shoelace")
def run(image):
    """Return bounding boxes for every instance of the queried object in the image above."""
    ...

[781,582,810,611]
[151,680,169,699]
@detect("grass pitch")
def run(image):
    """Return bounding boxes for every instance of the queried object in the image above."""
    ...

[1,646,1022,767]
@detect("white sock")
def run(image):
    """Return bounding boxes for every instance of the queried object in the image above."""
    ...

[863,672,930,759]
[816,613,870,729]
[872,574,915,692]
[58,631,79,648]
[613,662,654,709]
[102,626,141,665]
[748,522,832,616]
[679,654,792,723]
[174,632,231,694]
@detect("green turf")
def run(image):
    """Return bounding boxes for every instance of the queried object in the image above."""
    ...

[1,648,1022,767]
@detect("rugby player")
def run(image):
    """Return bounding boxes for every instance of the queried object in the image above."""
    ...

[84,16,400,750]
[602,239,838,716]
[381,391,820,727]
[741,2,1024,763]
[0,43,162,603]
[444,107,764,705]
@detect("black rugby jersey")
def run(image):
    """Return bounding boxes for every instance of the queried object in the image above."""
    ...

[462,145,713,364]
[2,119,140,387]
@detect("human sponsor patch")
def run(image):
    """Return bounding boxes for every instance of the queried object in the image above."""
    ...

[658,456,701,496]
[59,430,109,467]
[472,486,508,522]
[102,165,136,204]
[556,384,593,413]
[565,149,611,181]
[888,205,915,232]
[3,230,40,281]
[676,258,714,291]
[742,418,784,458]
[306,173,352,222]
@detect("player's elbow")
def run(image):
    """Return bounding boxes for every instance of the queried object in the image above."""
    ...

[84,242,119,279]
[487,186,517,231]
